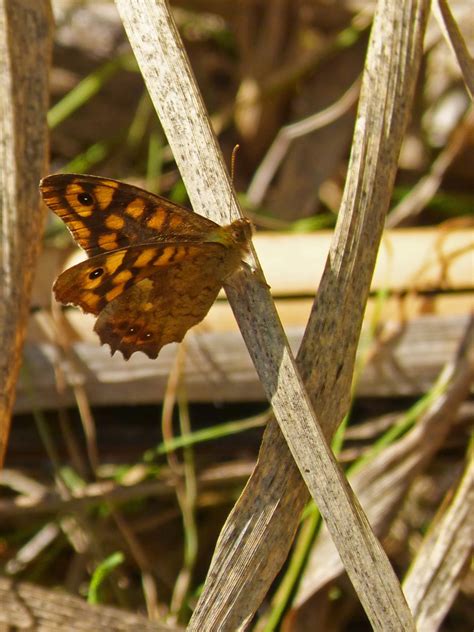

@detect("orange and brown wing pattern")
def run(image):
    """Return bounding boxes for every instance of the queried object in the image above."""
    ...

[94,257,224,359]
[42,172,253,360]
[90,240,239,359]
[40,174,218,257]
[53,241,223,316]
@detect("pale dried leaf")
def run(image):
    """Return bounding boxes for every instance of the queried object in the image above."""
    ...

[434,0,474,98]
[294,319,474,606]
[403,441,474,631]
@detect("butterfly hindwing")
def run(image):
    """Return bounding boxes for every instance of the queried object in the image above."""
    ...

[94,263,224,359]
[53,241,227,314]
[53,240,245,359]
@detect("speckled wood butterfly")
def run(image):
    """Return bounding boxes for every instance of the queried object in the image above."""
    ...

[40,174,251,359]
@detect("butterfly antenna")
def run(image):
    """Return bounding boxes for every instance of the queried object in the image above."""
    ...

[229,144,240,222]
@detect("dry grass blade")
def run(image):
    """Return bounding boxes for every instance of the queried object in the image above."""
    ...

[188,0,429,627]
[294,317,474,606]
[0,576,181,632]
[403,438,474,631]
[113,1,431,630]
[0,461,252,520]
[109,509,160,620]
[247,77,361,206]
[434,0,474,99]
[386,106,474,227]
[0,0,52,466]
[5,522,60,575]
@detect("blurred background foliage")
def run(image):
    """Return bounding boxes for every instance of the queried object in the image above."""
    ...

[2,1,473,630]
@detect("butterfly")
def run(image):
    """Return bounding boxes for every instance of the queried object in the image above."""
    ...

[40,174,252,359]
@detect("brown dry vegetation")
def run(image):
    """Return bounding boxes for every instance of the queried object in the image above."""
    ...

[1,1,473,631]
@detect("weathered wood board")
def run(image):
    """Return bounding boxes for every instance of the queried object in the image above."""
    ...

[17,228,473,411]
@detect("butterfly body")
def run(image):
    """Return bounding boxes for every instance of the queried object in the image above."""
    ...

[40,174,251,359]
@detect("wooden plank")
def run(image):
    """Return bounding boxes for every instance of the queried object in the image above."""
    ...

[16,314,471,411]
[22,226,473,411]
[26,292,474,343]
[34,228,474,308]
[251,227,474,294]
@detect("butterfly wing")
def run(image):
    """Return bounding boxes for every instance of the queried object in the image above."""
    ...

[41,174,218,257]
[54,241,242,359]
[94,269,221,360]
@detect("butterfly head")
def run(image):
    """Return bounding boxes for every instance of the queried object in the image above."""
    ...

[229,217,253,251]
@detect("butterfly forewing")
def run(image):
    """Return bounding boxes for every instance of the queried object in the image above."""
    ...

[41,174,218,257]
